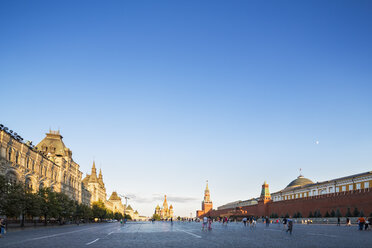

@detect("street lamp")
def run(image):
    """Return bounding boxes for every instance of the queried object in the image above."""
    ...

[118,194,130,218]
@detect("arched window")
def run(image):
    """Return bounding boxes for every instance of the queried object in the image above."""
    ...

[7,171,18,185]
[32,161,35,171]
[26,157,29,168]
[8,148,12,161]
[15,152,19,164]
[25,178,33,191]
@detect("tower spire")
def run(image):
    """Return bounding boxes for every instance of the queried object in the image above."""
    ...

[91,161,97,176]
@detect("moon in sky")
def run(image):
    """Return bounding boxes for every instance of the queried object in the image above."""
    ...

[316,141,319,145]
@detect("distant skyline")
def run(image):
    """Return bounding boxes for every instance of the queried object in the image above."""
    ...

[1,0,371,217]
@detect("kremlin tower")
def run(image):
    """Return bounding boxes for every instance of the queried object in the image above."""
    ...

[196,180,213,217]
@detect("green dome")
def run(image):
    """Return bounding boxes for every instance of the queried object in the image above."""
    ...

[285,176,313,189]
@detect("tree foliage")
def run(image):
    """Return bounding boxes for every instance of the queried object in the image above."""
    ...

[0,175,121,226]
[152,214,161,221]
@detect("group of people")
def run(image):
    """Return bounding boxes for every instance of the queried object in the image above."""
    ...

[357,217,372,230]
[282,217,294,234]
[242,217,257,228]
[202,216,213,230]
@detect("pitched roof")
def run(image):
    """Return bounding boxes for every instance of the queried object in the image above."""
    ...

[109,191,121,201]
[126,205,133,211]
[36,131,71,158]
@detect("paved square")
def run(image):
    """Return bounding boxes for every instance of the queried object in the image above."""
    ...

[1,221,372,248]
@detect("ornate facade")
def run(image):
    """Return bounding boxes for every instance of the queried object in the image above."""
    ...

[107,191,125,214]
[82,162,107,203]
[155,195,174,219]
[196,181,213,217]
[0,127,91,205]
[82,162,127,215]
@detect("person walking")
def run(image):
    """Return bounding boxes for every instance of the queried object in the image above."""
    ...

[286,217,293,235]
[357,216,365,230]
[364,218,369,230]
[346,217,351,227]
[242,217,247,227]
[337,217,340,226]
[283,217,287,230]
[0,219,5,238]
[208,216,212,230]
[266,216,270,227]
[202,216,208,230]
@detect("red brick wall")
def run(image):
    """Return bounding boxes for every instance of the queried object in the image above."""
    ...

[268,188,372,217]
[200,188,372,218]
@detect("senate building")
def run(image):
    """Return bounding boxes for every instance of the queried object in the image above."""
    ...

[197,171,372,219]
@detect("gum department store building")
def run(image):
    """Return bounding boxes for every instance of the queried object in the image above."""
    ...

[0,126,136,217]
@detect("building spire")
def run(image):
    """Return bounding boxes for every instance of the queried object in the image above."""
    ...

[163,195,168,209]
[99,168,103,179]
[204,180,211,203]
[91,161,97,176]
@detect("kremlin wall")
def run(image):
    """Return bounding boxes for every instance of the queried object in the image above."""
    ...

[197,172,372,219]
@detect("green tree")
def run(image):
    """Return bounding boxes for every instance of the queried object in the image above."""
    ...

[346,208,352,217]
[308,211,313,218]
[113,212,123,220]
[330,210,336,217]
[359,210,365,217]
[325,211,330,217]
[152,214,161,221]
[336,209,342,217]
[353,208,360,217]
[92,200,107,220]
[124,214,132,220]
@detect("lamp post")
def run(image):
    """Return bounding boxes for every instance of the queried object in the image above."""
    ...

[118,194,130,219]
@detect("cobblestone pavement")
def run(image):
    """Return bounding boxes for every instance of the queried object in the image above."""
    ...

[1,221,372,248]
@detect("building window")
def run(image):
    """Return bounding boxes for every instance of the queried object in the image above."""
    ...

[329,187,333,193]
[336,187,339,192]
[356,183,361,190]
[15,152,19,164]
[8,148,12,161]
[313,190,316,196]
[295,194,298,198]
[349,184,353,190]
[365,182,369,188]
[342,186,346,192]
[299,193,302,198]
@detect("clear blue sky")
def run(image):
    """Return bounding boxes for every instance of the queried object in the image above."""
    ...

[1,0,371,217]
